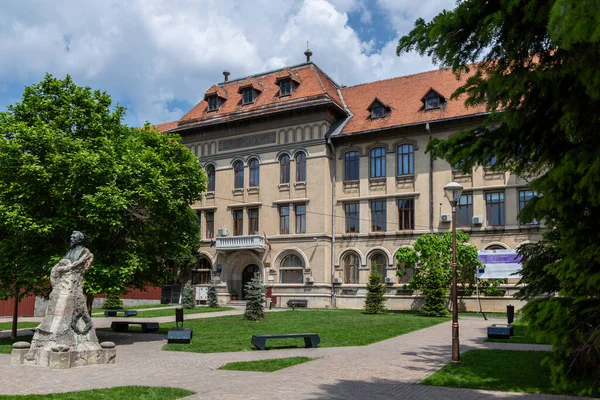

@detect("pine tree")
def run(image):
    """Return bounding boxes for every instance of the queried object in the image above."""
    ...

[103,293,123,309]
[181,280,195,309]
[244,272,265,321]
[364,264,387,314]
[208,280,219,308]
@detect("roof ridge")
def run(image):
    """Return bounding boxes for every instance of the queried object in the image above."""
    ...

[311,64,328,95]
[343,67,454,90]
[218,62,314,87]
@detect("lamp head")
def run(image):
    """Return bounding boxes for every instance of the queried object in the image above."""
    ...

[444,182,463,207]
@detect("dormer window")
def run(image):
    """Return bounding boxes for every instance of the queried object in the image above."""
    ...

[242,87,255,105]
[279,79,291,97]
[422,89,445,110]
[367,98,390,119]
[207,95,218,112]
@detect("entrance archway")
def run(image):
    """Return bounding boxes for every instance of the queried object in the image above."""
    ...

[241,264,260,299]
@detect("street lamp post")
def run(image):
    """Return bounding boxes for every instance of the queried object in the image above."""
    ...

[444,181,463,363]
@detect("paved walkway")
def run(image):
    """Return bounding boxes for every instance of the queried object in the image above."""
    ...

[0,313,582,400]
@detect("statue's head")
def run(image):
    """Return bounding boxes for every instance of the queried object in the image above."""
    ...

[70,231,85,247]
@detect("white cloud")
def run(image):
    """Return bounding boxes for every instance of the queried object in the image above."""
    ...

[0,0,453,126]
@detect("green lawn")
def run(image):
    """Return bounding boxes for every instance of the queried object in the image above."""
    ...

[0,386,193,399]
[0,335,33,354]
[218,356,317,372]
[421,349,591,397]
[93,306,233,318]
[91,303,174,313]
[0,322,39,331]
[162,309,447,353]
[484,321,551,344]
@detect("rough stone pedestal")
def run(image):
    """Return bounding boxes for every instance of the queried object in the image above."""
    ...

[13,341,116,369]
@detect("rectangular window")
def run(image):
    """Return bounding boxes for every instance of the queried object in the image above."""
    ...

[192,270,211,284]
[519,190,538,224]
[248,208,259,235]
[371,200,386,232]
[206,212,214,239]
[456,194,473,228]
[233,209,243,236]
[397,144,414,176]
[243,87,254,104]
[344,203,359,233]
[279,206,289,234]
[295,204,306,234]
[207,95,218,111]
[397,199,414,230]
[344,151,360,181]
[369,147,386,178]
[279,79,291,96]
[398,263,413,284]
[485,192,505,226]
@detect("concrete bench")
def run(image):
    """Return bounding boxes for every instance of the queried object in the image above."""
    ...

[487,324,514,339]
[110,321,159,333]
[286,299,308,310]
[251,333,320,350]
[104,309,138,317]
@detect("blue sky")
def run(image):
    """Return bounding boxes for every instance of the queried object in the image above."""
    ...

[0,0,456,126]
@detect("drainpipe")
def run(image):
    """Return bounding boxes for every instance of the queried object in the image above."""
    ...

[327,138,337,309]
[426,123,434,233]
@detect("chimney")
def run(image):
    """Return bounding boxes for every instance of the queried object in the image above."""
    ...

[304,48,312,63]
[223,70,230,82]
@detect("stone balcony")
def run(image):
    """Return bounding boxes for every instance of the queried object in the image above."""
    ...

[216,235,266,252]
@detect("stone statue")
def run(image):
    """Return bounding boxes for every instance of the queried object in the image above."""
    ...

[14,231,115,368]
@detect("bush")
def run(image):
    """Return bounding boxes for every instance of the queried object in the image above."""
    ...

[181,280,196,309]
[103,293,123,309]
[244,272,265,321]
[480,278,507,296]
[208,280,219,308]
[364,265,387,314]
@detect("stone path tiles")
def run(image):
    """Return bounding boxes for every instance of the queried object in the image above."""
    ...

[0,315,586,400]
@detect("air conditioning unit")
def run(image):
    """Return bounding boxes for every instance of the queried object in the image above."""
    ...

[332,277,342,284]
[472,216,484,225]
[305,276,315,283]
[440,214,452,223]
[384,277,395,284]
[217,228,229,237]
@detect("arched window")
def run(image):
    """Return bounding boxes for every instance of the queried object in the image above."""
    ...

[279,254,304,283]
[344,151,359,181]
[370,253,387,283]
[397,144,414,176]
[248,159,259,187]
[369,147,386,178]
[280,155,290,184]
[344,253,359,284]
[295,152,306,182]
[206,164,215,192]
[234,161,244,189]
[192,257,212,284]
[484,244,508,251]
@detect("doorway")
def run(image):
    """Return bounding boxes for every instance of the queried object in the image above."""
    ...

[241,264,260,300]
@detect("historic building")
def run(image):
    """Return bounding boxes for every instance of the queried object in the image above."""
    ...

[155,54,542,310]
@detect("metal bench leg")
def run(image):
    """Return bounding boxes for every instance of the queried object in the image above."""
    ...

[304,337,312,348]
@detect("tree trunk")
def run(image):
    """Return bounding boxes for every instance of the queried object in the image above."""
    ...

[11,290,19,340]
[86,293,95,314]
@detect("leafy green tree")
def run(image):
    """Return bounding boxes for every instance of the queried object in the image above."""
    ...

[181,280,196,309]
[396,232,481,317]
[363,264,387,314]
[208,280,219,308]
[0,74,206,329]
[103,293,123,310]
[244,272,265,321]
[397,0,599,393]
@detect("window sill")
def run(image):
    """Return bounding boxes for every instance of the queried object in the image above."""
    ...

[294,182,306,189]
[396,174,414,182]
[343,180,359,185]
[205,191,215,199]
[232,188,244,195]
[452,170,472,178]
[278,183,290,191]
[247,187,259,194]
[395,230,415,235]
[369,231,386,236]
[369,177,386,183]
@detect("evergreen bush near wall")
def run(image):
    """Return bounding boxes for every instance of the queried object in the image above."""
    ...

[208,280,219,308]
[364,265,387,314]
[181,280,196,309]
[244,272,265,321]
[103,293,123,309]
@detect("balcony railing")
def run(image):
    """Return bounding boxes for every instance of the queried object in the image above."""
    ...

[216,235,266,251]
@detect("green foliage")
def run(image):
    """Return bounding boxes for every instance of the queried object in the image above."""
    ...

[0,386,195,399]
[181,280,195,309]
[396,232,481,317]
[364,264,387,314]
[0,74,206,303]
[218,357,317,372]
[208,280,218,308]
[244,272,265,321]
[479,279,507,297]
[102,293,123,309]
[397,0,599,393]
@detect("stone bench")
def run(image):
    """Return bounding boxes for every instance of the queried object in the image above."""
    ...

[104,309,138,317]
[251,333,320,350]
[286,299,308,310]
[110,321,159,333]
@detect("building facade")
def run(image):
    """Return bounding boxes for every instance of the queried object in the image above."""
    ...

[157,60,542,311]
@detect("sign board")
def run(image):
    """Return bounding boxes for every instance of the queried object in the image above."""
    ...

[195,286,208,301]
[477,250,522,279]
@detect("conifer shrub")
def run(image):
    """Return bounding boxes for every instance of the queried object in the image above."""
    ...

[208,280,219,308]
[103,293,123,309]
[244,272,265,321]
[364,264,387,314]
[181,280,196,309]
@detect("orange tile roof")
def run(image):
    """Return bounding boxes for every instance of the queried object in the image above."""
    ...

[177,64,344,129]
[339,68,487,135]
[152,120,178,133]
